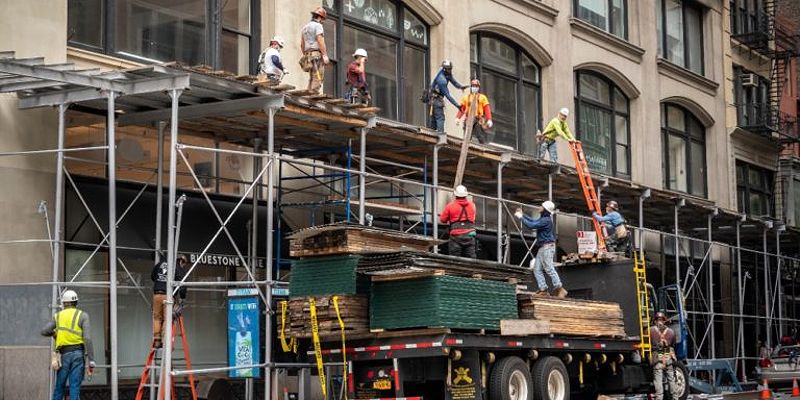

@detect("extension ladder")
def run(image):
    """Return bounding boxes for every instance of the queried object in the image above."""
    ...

[135,315,197,400]
[567,141,607,252]
[633,250,652,362]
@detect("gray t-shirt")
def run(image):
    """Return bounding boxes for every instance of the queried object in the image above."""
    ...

[302,20,324,51]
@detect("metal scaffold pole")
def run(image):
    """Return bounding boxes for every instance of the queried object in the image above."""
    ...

[107,91,120,400]
[265,106,277,400]
[707,209,716,362]
[674,199,684,287]
[735,217,745,381]
[763,221,773,349]
[776,224,785,338]
[155,121,166,263]
[359,128,367,225]
[49,102,67,397]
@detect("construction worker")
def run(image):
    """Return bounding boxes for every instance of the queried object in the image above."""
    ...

[258,36,288,85]
[151,254,189,348]
[439,185,477,258]
[514,201,568,297]
[41,290,95,400]
[650,312,676,400]
[592,200,630,253]
[537,108,575,162]
[299,6,329,93]
[455,79,494,144]
[345,48,371,105]
[426,60,467,132]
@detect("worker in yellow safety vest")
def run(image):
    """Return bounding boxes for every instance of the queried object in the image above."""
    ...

[41,290,95,400]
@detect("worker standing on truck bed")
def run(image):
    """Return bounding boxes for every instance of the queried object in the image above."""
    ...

[439,185,477,258]
[299,6,329,93]
[650,312,676,400]
[345,48,370,105]
[537,107,575,162]
[592,200,630,253]
[515,201,568,297]
[258,36,288,85]
[41,290,95,400]
[455,79,494,144]
[426,60,467,133]
[152,254,189,348]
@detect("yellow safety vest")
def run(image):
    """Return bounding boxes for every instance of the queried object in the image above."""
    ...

[54,308,84,349]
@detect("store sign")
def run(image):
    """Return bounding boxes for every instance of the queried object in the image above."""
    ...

[227,288,261,378]
[577,231,598,254]
[190,254,266,268]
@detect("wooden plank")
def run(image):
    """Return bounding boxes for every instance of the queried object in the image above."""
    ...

[370,269,445,282]
[356,107,380,114]
[500,319,551,336]
[453,93,478,187]
[374,327,451,339]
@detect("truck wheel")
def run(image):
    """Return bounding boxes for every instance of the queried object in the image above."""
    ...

[531,356,570,400]
[668,361,689,400]
[489,356,533,400]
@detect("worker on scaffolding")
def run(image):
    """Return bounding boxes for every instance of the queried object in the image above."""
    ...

[455,79,494,144]
[425,60,467,133]
[299,6,329,93]
[345,48,371,105]
[41,290,95,400]
[258,36,288,85]
[439,185,477,258]
[536,108,575,163]
[592,200,630,254]
[514,201,568,297]
[151,254,189,348]
[650,311,676,400]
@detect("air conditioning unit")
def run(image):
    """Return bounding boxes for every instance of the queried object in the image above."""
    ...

[740,73,758,87]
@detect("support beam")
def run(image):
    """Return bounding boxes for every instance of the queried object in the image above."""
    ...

[497,154,511,263]
[49,102,67,397]
[432,134,445,253]
[638,189,651,250]
[707,208,717,362]
[106,91,119,400]
[763,220,773,349]
[776,223,785,338]
[735,216,745,382]
[674,199,685,287]
[118,95,284,126]
[155,121,165,263]
[359,128,367,224]
[265,106,277,399]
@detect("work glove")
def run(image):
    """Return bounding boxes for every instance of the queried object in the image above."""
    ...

[87,361,95,378]
[282,68,290,75]
[486,120,493,129]
[514,208,523,219]
[322,55,330,64]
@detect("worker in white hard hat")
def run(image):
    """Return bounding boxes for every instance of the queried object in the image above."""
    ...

[345,48,371,105]
[514,201,568,297]
[536,107,575,163]
[439,185,477,258]
[258,36,288,85]
[41,290,95,400]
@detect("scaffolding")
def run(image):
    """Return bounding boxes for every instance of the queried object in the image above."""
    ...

[1,53,800,399]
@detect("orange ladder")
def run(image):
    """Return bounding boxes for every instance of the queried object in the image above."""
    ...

[568,141,607,252]
[135,315,197,400]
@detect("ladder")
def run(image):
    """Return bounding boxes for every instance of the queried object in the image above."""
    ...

[567,141,607,252]
[135,314,198,400]
[633,250,652,362]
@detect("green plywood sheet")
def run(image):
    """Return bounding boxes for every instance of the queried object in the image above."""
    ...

[289,255,368,296]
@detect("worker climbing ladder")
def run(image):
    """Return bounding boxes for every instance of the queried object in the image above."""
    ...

[567,141,607,252]
[633,250,652,362]
[135,314,197,400]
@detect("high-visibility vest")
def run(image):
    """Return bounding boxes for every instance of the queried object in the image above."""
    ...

[54,308,84,349]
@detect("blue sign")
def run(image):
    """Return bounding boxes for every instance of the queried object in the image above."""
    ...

[227,289,260,378]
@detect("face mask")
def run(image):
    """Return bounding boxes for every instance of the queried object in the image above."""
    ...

[470,87,479,93]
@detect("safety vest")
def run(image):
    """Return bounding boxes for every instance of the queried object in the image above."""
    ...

[54,308,84,349]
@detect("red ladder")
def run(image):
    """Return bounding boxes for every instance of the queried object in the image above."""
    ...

[135,315,197,400]
[568,141,607,252]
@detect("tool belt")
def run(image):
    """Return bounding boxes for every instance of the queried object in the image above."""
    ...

[299,50,321,72]
[58,344,84,354]
[614,224,628,238]
[449,221,475,231]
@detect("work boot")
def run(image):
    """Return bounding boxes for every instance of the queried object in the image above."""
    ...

[554,287,568,298]
[534,290,549,296]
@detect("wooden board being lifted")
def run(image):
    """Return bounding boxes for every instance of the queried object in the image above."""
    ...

[517,293,626,338]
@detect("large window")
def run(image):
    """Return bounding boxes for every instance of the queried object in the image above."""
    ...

[661,104,706,196]
[733,65,772,131]
[574,0,627,39]
[322,0,429,125]
[736,161,774,217]
[730,0,768,37]
[656,0,704,75]
[574,71,630,177]
[470,32,541,153]
[68,0,258,75]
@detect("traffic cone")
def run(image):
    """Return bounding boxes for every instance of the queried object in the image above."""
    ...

[760,379,772,399]
[792,378,800,397]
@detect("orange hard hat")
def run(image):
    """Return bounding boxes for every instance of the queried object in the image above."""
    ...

[312,6,327,20]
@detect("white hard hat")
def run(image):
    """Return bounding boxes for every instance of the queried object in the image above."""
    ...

[454,185,468,198]
[541,200,557,213]
[559,108,570,117]
[353,48,368,58]
[442,60,453,69]
[271,36,286,48]
[61,290,78,304]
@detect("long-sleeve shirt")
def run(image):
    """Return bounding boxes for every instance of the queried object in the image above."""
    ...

[152,261,188,299]
[519,211,556,244]
[258,47,284,75]
[431,69,465,108]
[41,309,95,362]
[593,210,625,227]
[541,116,574,141]
[456,93,492,121]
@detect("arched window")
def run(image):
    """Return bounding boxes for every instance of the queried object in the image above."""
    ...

[574,71,630,177]
[470,32,542,153]
[322,0,429,125]
[662,103,707,196]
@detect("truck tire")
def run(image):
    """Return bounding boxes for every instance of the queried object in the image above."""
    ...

[489,356,533,400]
[531,356,570,400]
[668,361,689,400]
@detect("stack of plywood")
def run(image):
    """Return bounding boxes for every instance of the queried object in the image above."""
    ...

[516,293,626,338]
[287,295,369,339]
[287,224,439,257]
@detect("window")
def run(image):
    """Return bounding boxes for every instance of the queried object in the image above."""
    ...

[656,0,704,75]
[736,161,774,217]
[733,65,772,131]
[793,178,800,226]
[68,0,259,75]
[322,0,429,125]
[661,104,706,196]
[575,0,627,38]
[730,0,768,37]
[574,71,630,177]
[470,32,542,153]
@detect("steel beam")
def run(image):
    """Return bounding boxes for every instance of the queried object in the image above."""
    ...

[265,105,277,400]
[106,91,120,400]
[497,154,511,263]
[359,128,367,224]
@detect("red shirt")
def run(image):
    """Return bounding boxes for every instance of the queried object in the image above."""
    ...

[347,61,367,88]
[439,197,476,236]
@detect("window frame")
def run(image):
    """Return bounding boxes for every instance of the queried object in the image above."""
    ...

[657,0,705,75]
[730,0,766,36]
[574,70,631,178]
[733,65,771,129]
[661,103,707,197]
[736,160,775,217]
[573,0,628,39]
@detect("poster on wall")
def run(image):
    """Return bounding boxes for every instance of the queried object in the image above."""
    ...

[227,288,261,378]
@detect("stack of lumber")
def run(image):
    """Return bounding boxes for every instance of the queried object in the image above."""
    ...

[287,224,439,257]
[289,255,369,296]
[370,271,518,331]
[358,251,530,282]
[517,293,626,338]
[287,295,369,339]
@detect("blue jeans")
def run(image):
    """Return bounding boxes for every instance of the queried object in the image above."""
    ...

[429,99,445,132]
[533,244,562,291]
[52,349,85,400]
[538,139,558,162]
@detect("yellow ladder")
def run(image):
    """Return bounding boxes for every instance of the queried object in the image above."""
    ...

[633,250,652,361]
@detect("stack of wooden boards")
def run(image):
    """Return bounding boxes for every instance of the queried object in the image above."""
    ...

[286,296,368,338]
[287,224,440,257]
[358,251,530,281]
[516,292,626,338]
